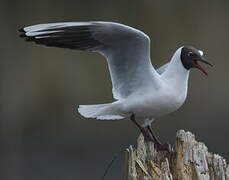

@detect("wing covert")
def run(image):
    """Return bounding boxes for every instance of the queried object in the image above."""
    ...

[20,22,160,99]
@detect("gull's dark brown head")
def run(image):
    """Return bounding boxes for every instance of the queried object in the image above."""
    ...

[181,46,213,75]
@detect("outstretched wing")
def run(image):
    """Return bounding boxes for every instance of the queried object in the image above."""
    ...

[19,22,160,100]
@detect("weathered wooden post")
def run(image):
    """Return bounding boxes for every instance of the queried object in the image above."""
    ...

[125,130,229,180]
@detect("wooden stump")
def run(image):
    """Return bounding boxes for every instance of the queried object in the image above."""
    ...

[125,130,229,180]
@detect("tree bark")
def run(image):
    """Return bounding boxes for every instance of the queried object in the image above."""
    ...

[125,130,229,180]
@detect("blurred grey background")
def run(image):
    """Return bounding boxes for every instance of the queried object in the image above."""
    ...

[0,0,229,179]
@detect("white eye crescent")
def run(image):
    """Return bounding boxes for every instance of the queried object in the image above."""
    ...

[198,50,204,56]
[188,52,194,56]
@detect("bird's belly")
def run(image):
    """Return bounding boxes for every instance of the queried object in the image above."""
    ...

[124,92,186,118]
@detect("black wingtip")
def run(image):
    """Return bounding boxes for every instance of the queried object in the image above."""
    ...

[18,27,25,33]
[25,37,36,42]
[19,33,27,38]
[18,27,27,39]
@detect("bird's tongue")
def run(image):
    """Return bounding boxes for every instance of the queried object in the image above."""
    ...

[194,60,208,75]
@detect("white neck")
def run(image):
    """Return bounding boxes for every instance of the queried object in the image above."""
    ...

[161,47,190,91]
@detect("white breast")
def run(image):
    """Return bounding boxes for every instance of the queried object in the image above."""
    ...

[122,82,187,119]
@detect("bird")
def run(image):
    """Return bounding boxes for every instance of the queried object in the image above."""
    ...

[19,21,212,151]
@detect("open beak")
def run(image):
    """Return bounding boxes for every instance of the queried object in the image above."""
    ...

[193,58,213,75]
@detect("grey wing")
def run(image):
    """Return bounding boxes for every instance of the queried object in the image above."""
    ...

[156,63,169,75]
[20,21,160,100]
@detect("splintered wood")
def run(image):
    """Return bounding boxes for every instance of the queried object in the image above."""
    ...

[125,130,229,180]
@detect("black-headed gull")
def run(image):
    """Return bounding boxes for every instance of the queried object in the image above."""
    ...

[19,22,212,151]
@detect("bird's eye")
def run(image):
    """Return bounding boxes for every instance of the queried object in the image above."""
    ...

[188,52,195,57]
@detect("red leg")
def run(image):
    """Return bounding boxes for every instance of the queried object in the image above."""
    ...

[147,126,161,144]
[130,114,155,142]
[130,114,171,152]
[147,126,171,152]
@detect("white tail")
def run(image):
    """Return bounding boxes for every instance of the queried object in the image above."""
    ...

[78,103,125,120]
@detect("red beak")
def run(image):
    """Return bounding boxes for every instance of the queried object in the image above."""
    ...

[193,58,213,76]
